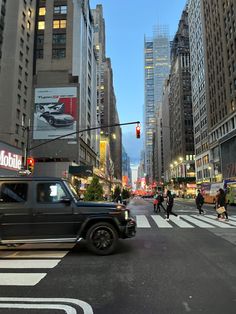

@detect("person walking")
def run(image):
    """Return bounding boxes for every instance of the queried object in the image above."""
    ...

[157,192,166,213]
[153,192,158,213]
[195,189,205,215]
[215,188,229,221]
[165,190,179,221]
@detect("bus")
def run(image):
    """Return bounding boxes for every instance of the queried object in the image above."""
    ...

[201,181,236,205]
[226,182,236,205]
[201,183,223,204]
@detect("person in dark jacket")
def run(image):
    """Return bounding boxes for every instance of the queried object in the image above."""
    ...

[195,189,205,215]
[215,188,229,220]
[165,190,179,221]
[157,192,166,213]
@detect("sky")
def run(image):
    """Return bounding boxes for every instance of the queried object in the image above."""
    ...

[90,0,187,164]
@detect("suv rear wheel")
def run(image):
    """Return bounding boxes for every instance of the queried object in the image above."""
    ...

[86,222,118,255]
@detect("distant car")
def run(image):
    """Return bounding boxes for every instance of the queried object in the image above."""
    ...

[40,112,74,127]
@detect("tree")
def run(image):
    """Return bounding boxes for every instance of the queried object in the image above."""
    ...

[84,176,104,201]
[122,188,131,200]
[113,185,121,201]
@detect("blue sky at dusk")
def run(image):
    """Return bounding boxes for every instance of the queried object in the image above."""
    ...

[90,0,187,163]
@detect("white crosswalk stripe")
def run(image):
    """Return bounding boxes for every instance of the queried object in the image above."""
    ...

[135,214,236,229]
[136,215,151,228]
[0,244,73,286]
[181,215,215,228]
[192,215,235,228]
[205,215,236,227]
[151,215,173,228]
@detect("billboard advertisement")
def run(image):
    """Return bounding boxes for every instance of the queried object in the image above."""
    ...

[33,87,77,140]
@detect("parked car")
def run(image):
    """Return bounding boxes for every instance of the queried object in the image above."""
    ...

[0,177,136,255]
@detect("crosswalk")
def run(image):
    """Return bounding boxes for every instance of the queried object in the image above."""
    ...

[135,214,236,229]
[0,243,74,286]
[1,215,236,287]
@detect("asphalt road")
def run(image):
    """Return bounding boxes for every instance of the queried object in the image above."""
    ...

[0,198,236,314]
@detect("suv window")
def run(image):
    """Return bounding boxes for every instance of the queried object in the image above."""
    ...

[37,182,67,203]
[0,183,28,203]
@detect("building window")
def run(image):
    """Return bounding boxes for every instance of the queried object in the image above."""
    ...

[18,80,22,90]
[16,109,20,120]
[15,124,19,134]
[36,49,44,59]
[37,34,44,45]
[52,33,66,44]
[53,19,66,29]
[27,21,31,30]
[38,21,45,30]
[17,94,21,105]
[28,9,32,17]
[39,7,46,16]
[54,5,67,14]
[52,48,66,58]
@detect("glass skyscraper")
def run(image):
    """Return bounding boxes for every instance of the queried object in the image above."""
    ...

[144,26,170,182]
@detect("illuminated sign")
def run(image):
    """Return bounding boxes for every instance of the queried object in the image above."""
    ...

[0,150,22,171]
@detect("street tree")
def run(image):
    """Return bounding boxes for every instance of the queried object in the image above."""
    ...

[84,176,104,201]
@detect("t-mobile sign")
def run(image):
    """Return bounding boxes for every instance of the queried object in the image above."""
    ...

[0,150,22,171]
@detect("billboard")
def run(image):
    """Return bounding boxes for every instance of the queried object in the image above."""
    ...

[33,87,77,140]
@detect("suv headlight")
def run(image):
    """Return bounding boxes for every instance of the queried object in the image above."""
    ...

[124,210,129,220]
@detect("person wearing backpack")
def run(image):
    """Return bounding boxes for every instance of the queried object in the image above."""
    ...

[166,190,179,221]
[195,189,205,215]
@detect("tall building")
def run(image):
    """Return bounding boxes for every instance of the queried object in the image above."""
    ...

[0,0,36,151]
[188,0,210,184]
[32,0,99,176]
[189,0,236,183]
[122,146,132,187]
[144,26,170,184]
[169,6,195,181]
[202,0,236,182]
[92,6,122,181]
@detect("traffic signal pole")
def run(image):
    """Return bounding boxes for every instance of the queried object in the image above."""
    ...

[27,120,140,158]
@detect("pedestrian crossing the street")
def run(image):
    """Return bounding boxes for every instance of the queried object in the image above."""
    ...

[0,243,74,286]
[135,214,236,229]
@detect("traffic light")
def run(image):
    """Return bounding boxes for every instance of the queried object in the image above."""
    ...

[136,125,141,139]
[27,157,35,173]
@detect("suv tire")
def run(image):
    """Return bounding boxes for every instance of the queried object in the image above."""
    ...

[86,222,118,255]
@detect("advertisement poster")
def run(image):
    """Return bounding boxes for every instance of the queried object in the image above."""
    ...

[33,87,77,140]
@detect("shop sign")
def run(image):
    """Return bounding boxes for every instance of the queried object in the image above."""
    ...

[0,150,22,171]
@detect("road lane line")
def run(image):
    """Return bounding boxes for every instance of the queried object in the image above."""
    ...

[0,273,46,286]
[0,259,60,268]
[0,250,69,258]
[0,297,94,314]
[0,303,76,313]
[169,216,194,228]
[136,215,151,228]
[181,215,215,228]
[191,215,234,228]
[151,215,173,228]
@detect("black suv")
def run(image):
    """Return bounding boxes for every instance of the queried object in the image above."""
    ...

[0,177,136,255]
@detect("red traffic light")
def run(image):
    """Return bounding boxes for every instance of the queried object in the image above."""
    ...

[27,157,35,172]
[136,125,141,139]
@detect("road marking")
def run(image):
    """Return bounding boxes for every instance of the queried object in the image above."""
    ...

[169,216,194,228]
[205,215,236,227]
[0,250,69,258]
[191,215,235,228]
[136,215,151,228]
[0,297,94,314]
[151,215,173,228]
[181,215,215,228]
[0,303,76,313]
[0,273,46,286]
[228,216,236,222]
[0,259,60,268]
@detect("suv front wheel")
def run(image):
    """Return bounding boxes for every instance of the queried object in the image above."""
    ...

[86,222,118,255]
